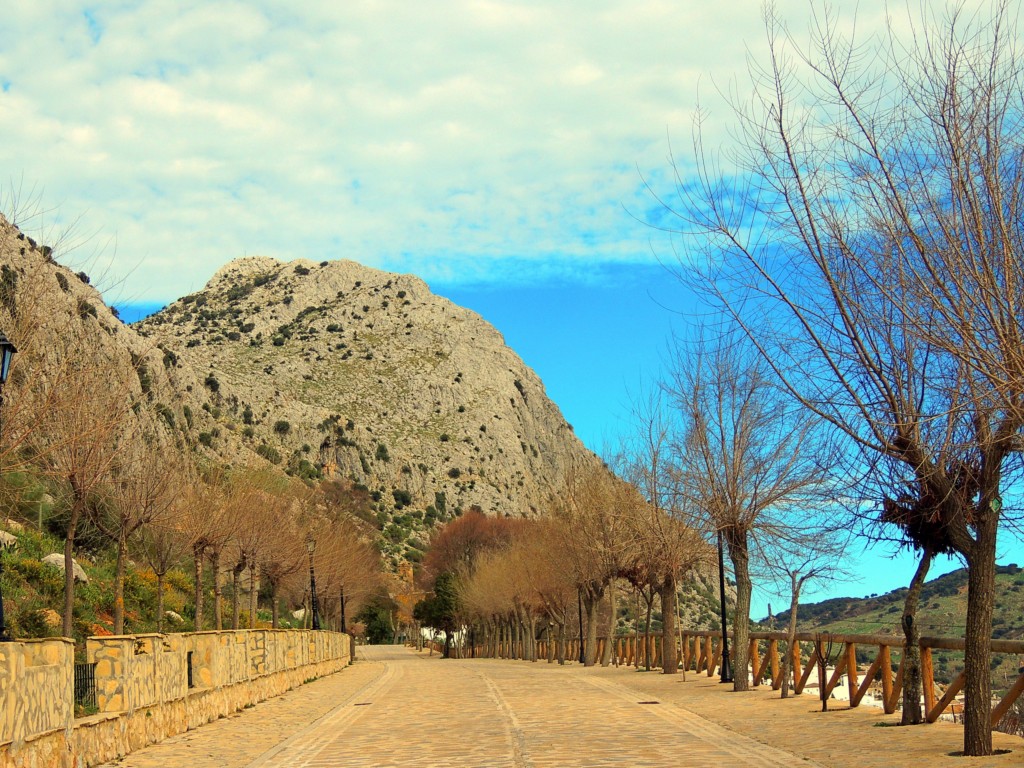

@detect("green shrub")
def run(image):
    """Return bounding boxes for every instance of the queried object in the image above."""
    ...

[77,299,97,319]
[273,420,291,435]
[156,403,175,429]
[256,444,282,464]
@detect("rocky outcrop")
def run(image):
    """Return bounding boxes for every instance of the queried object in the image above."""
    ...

[41,554,89,584]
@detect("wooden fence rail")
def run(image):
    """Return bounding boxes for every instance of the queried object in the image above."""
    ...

[677,630,1024,727]
[421,629,1024,729]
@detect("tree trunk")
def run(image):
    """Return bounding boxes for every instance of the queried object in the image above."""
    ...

[62,494,84,639]
[231,560,244,630]
[780,573,802,699]
[156,572,166,633]
[248,562,258,629]
[210,547,223,630]
[557,621,566,665]
[901,548,934,725]
[339,584,347,633]
[583,587,603,666]
[661,574,678,674]
[644,592,654,671]
[192,543,205,631]
[113,531,127,635]
[962,517,998,756]
[727,530,752,691]
[601,587,615,667]
[270,579,280,628]
[634,588,641,669]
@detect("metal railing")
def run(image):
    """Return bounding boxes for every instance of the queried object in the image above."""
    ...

[73,662,96,710]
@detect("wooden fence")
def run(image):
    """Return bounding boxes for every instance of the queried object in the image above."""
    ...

[422,629,1024,729]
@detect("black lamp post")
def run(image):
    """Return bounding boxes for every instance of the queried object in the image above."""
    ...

[577,587,585,665]
[0,331,16,643]
[305,534,321,631]
[717,528,733,683]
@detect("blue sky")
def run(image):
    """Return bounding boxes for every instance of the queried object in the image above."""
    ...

[5,0,1017,621]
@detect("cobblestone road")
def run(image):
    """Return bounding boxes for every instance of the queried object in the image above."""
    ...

[102,645,1022,768]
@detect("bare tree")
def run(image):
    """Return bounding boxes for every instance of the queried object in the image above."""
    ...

[137,515,190,633]
[556,464,637,666]
[259,522,307,629]
[526,520,578,664]
[656,4,1024,753]
[36,356,142,638]
[668,334,826,691]
[758,532,849,699]
[314,513,382,634]
[619,390,714,674]
[94,436,183,634]
[179,472,236,631]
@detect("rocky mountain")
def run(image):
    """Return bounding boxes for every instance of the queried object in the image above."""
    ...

[131,255,600,558]
[0,210,601,564]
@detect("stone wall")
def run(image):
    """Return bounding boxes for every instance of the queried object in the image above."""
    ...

[0,639,75,749]
[0,629,351,768]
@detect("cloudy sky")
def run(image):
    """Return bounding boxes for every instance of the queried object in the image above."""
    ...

[2,0,1015,612]
[1,0,902,300]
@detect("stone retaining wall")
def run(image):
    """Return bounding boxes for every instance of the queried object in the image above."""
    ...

[0,629,351,768]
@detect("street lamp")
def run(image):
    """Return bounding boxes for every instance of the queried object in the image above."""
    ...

[577,587,585,665]
[717,529,733,683]
[0,331,16,643]
[305,534,321,631]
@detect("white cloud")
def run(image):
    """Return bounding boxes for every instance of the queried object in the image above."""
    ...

[0,0,990,304]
